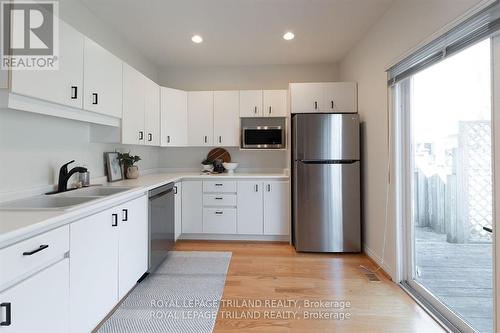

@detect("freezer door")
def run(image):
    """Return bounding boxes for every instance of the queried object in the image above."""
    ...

[293,161,361,252]
[293,113,359,161]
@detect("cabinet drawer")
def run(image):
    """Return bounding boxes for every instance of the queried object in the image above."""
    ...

[203,208,237,234]
[0,225,69,289]
[203,194,237,207]
[203,181,237,193]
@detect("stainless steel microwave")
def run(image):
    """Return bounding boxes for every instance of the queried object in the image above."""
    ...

[242,126,285,149]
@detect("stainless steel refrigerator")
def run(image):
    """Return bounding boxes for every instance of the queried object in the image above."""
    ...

[292,113,361,252]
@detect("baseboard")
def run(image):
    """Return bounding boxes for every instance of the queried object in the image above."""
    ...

[180,233,289,242]
[363,244,395,281]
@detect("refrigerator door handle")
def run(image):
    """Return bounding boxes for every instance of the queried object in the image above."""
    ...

[298,159,359,164]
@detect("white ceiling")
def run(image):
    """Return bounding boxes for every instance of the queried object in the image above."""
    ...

[79,0,394,68]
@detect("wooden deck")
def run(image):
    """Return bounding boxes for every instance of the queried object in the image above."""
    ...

[415,227,493,333]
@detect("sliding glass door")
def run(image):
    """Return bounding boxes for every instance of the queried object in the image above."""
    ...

[397,39,493,333]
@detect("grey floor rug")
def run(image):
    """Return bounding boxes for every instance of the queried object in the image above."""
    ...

[97,251,232,333]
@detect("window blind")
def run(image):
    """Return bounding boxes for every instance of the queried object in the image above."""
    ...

[387,1,500,86]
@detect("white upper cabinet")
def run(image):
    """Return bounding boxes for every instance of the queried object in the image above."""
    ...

[144,78,160,146]
[214,91,239,147]
[263,90,287,117]
[161,87,188,147]
[289,83,323,113]
[290,82,357,113]
[83,37,123,118]
[188,91,214,146]
[323,82,357,113]
[122,64,145,145]
[239,90,263,117]
[10,19,84,109]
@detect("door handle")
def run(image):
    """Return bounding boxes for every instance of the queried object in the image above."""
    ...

[254,106,257,114]
[204,136,207,143]
[71,86,78,99]
[92,93,98,105]
[0,303,11,326]
[314,101,318,110]
[112,213,118,227]
[167,135,170,143]
[267,184,271,192]
[22,244,49,256]
[219,136,222,143]
[269,106,272,114]
[254,184,258,192]
[122,209,128,222]
[331,100,334,109]
[139,131,144,140]
[174,186,178,194]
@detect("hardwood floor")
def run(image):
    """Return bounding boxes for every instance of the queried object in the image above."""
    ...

[173,241,445,333]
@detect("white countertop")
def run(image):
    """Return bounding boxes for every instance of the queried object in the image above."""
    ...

[0,172,289,248]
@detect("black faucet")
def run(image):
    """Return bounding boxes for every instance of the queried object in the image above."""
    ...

[57,160,88,193]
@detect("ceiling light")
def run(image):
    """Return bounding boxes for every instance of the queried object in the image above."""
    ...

[191,35,203,44]
[283,32,295,41]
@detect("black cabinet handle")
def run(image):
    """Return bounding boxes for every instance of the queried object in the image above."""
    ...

[215,183,223,186]
[215,197,223,200]
[215,211,223,215]
[204,136,207,143]
[122,209,128,222]
[71,86,78,99]
[314,101,318,110]
[112,213,118,227]
[483,226,493,233]
[267,184,271,192]
[148,133,152,142]
[254,106,257,114]
[174,186,178,194]
[331,100,334,109]
[167,135,170,143]
[0,303,11,326]
[269,106,272,114]
[219,136,222,143]
[92,93,98,105]
[139,131,144,140]
[22,244,49,256]
[254,184,258,192]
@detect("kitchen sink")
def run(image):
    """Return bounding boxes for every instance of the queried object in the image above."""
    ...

[0,196,100,211]
[53,186,132,197]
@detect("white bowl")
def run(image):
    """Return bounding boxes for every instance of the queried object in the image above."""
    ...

[222,162,239,174]
[202,164,214,172]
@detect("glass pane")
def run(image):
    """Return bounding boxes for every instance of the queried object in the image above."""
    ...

[411,39,493,333]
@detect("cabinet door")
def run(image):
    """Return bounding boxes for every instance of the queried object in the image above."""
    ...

[118,196,148,299]
[239,90,262,117]
[122,64,145,145]
[289,83,323,113]
[181,180,203,233]
[83,37,123,118]
[10,19,84,109]
[214,91,239,147]
[263,181,290,235]
[144,78,160,146]
[237,181,264,235]
[188,91,214,146]
[0,260,69,333]
[161,87,188,146]
[174,182,182,240]
[323,82,357,113]
[70,208,118,333]
[263,90,287,117]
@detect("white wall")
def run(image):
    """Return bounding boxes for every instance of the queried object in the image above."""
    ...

[339,0,485,279]
[56,0,158,81]
[159,63,339,90]
[0,109,161,193]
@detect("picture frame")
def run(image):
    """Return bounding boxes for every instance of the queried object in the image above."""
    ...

[104,152,123,182]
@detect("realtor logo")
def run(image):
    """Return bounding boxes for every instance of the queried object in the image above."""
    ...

[1,1,58,70]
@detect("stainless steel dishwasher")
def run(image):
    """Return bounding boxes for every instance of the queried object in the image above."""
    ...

[148,182,175,272]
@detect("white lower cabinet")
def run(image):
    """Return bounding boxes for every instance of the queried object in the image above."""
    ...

[0,259,69,333]
[174,182,182,240]
[237,181,264,235]
[69,195,147,333]
[263,181,290,235]
[203,208,237,234]
[182,180,203,233]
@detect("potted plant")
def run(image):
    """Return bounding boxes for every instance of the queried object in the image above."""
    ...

[201,158,214,172]
[118,152,141,179]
